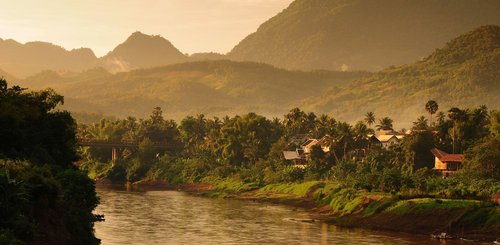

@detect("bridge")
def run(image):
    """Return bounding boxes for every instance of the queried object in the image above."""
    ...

[76,139,181,161]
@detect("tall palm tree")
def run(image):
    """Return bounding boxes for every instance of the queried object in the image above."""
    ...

[376,117,394,131]
[425,100,439,126]
[448,107,468,153]
[364,112,376,128]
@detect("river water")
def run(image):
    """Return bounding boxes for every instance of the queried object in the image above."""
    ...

[94,188,473,245]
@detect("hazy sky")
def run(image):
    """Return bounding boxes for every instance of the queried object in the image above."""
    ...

[0,0,293,56]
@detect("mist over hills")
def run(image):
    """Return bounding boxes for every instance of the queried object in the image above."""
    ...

[11,26,499,127]
[18,60,368,120]
[301,25,500,126]
[228,0,500,71]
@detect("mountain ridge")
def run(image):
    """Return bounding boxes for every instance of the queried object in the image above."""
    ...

[301,25,500,125]
[228,0,500,71]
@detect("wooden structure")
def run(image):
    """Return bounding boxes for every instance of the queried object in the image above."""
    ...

[431,148,464,177]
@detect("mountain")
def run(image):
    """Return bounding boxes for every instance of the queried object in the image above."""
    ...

[0,38,97,78]
[228,0,500,72]
[20,60,368,120]
[0,32,191,77]
[100,32,188,72]
[301,25,500,126]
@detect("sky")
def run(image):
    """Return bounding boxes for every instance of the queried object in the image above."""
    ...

[0,0,293,57]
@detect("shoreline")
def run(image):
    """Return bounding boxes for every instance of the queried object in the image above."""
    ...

[95,181,500,243]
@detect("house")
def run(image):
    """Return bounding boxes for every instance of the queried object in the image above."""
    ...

[283,149,306,164]
[431,148,464,177]
[283,135,332,163]
[369,131,405,149]
[302,135,332,154]
[376,135,401,149]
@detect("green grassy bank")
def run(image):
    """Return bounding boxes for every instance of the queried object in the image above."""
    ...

[193,180,500,242]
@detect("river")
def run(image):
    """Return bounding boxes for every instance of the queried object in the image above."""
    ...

[95,188,473,244]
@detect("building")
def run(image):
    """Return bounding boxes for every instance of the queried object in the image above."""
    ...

[431,148,464,177]
[368,130,406,149]
[283,135,332,163]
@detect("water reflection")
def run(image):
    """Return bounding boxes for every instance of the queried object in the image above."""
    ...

[95,189,472,245]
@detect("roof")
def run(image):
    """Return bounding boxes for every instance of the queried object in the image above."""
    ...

[376,135,399,143]
[431,148,464,162]
[302,139,319,148]
[283,151,303,160]
[430,148,447,159]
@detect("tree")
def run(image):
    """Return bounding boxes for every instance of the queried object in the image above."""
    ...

[464,136,500,179]
[436,111,446,126]
[353,121,371,149]
[425,100,439,126]
[364,112,375,128]
[412,116,428,131]
[448,107,468,153]
[335,122,353,159]
[376,117,394,131]
[283,108,316,137]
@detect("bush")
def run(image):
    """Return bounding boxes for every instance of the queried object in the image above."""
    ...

[280,165,305,182]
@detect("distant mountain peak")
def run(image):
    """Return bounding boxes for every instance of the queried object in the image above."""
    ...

[101,31,187,72]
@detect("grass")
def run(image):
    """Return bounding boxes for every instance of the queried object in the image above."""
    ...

[258,181,324,197]
[212,179,259,193]
[386,198,480,215]
[458,205,500,227]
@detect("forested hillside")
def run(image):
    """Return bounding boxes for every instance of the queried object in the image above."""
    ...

[302,25,500,125]
[228,0,500,71]
[20,60,368,120]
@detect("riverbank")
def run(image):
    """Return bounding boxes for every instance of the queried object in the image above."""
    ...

[180,180,500,243]
[96,179,500,243]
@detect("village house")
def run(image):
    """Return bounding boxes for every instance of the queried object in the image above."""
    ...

[431,148,464,177]
[282,135,332,164]
[368,130,406,149]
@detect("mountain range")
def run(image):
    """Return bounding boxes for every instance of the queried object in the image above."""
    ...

[1,1,499,127]
[2,0,500,78]
[4,25,498,128]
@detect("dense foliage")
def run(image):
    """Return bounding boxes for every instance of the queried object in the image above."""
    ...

[0,79,99,244]
[80,102,500,201]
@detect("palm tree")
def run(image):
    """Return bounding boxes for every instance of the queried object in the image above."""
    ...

[448,107,468,153]
[412,116,428,130]
[376,117,394,131]
[436,111,446,126]
[353,121,372,149]
[335,122,353,160]
[425,100,439,126]
[364,112,375,128]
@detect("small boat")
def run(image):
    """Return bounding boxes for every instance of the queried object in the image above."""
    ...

[431,232,453,240]
[285,218,316,223]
